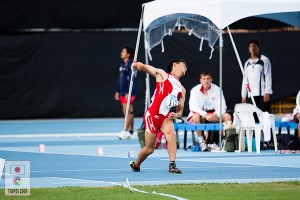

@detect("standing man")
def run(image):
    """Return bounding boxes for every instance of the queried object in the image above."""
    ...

[115,46,137,140]
[187,71,232,150]
[129,59,187,174]
[241,40,273,112]
[293,91,300,139]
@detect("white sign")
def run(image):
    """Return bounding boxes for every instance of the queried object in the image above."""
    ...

[0,158,4,180]
[5,161,30,196]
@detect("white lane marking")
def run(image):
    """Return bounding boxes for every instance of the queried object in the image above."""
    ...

[30,165,257,173]
[0,133,120,138]
[0,149,128,158]
[11,177,300,188]
[175,157,300,169]
[0,132,188,138]
[120,178,300,184]
[48,177,121,186]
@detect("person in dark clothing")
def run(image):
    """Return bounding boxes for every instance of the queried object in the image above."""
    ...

[115,46,137,140]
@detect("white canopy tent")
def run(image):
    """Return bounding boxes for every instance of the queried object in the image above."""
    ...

[124,0,300,142]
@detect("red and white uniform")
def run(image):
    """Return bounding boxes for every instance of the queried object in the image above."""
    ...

[144,74,182,134]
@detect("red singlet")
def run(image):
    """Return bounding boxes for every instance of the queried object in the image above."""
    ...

[144,74,182,134]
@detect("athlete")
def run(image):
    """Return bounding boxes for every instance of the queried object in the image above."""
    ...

[129,59,187,174]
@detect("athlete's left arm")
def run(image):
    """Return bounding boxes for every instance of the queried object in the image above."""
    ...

[169,87,186,119]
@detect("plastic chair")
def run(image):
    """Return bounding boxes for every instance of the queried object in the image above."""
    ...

[234,103,277,153]
[269,114,278,152]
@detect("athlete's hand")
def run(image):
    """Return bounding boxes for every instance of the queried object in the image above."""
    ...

[132,61,143,71]
[263,93,270,102]
[114,92,120,101]
[241,97,246,103]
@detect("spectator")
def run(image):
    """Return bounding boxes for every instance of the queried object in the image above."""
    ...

[115,46,137,140]
[187,71,232,150]
[241,40,272,112]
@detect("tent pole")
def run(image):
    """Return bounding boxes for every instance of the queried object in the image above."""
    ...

[123,13,143,131]
[226,26,256,107]
[144,34,151,112]
[219,30,223,147]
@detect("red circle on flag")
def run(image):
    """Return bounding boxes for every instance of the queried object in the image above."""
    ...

[15,167,21,173]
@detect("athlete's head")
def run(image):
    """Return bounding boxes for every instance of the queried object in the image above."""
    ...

[248,40,260,57]
[121,46,134,60]
[167,59,187,77]
[200,70,213,89]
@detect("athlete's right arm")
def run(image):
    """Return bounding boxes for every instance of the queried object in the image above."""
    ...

[132,62,168,82]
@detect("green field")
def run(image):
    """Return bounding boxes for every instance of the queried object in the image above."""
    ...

[1,182,299,200]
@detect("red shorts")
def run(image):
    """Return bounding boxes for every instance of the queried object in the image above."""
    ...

[120,96,136,105]
[144,110,169,134]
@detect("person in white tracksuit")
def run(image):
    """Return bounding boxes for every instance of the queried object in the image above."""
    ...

[241,40,273,112]
[187,71,232,149]
[293,91,300,139]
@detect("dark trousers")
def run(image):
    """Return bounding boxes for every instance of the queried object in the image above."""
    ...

[252,96,270,112]
[247,96,270,122]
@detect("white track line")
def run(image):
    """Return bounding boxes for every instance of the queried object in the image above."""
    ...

[0,149,128,158]
[0,133,120,138]
[48,177,121,186]
[44,177,300,186]
[30,165,257,173]
[176,158,300,169]
[0,132,187,138]
[120,178,300,185]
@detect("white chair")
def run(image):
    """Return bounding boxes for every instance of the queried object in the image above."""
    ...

[234,103,277,153]
[269,114,278,152]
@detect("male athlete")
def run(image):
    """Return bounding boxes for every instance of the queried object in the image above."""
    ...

[129,59,187,174]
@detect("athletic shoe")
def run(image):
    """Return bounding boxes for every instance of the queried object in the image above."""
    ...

[200,142,207,151]
[192,145,200,152]
[118,131,135,140]
[208,143,220,151]
[169,162,182,174]
[129,161,140,172]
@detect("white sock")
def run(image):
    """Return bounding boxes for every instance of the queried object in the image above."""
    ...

[198,136,204,143]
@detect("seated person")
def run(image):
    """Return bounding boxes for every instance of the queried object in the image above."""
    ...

[187,71,232,149]
[293,90,300,139]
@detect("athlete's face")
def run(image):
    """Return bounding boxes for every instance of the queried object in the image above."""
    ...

[175,62,187,76]
[249,43,259,56]
[200,75,212,89]
[121,48,130,60]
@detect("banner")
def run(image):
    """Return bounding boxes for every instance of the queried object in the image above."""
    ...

[4,161,31,196]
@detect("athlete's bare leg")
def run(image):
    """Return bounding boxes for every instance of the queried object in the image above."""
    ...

[134,131,156,168]
[122,104,134,131]
[160,118,177,161]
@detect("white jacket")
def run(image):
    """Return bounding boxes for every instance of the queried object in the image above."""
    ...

[188,83,227,119]
[241,54,273,98]
[293,91,300,117]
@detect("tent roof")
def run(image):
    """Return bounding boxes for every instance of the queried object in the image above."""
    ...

[143,0,300,30]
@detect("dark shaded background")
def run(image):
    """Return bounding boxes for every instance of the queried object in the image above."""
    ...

[0,1,299,119]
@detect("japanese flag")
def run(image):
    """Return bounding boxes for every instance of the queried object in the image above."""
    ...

[10,165,25,175]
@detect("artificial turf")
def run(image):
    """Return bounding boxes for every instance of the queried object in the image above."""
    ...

[1,181,299,200]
